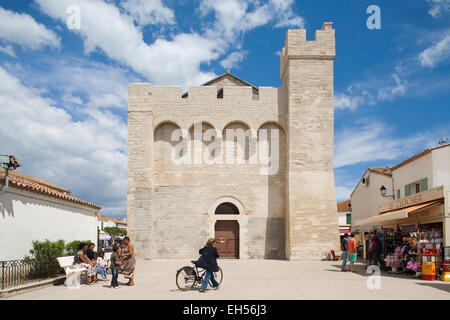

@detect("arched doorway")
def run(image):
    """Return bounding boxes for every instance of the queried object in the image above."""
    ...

[215,220,239,259]
[214,202,240,259]
[215,202,239,215]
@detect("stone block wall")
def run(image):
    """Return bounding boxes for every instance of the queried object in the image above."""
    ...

[127,22,340,260]
[282,22,340,260]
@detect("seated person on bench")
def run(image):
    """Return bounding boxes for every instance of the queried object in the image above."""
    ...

[73,242,99,283]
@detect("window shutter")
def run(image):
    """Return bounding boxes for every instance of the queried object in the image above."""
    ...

[405,184,411,197]
[346,214,351,225]
[420,178,428,192]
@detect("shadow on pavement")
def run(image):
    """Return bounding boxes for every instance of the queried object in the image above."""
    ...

[415,282,450,293]
[329,262,420,280]
[170,287,201,292]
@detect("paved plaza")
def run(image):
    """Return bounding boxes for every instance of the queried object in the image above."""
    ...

[4,259,450,300]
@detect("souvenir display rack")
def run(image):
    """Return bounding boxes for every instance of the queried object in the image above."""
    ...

[373,223,443,279]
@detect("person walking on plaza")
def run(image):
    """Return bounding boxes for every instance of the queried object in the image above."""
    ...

[348,233,357,273]
[196,238,220,293]
[110,244,122,289]
[341,233,349,272]
[120,236,136,286]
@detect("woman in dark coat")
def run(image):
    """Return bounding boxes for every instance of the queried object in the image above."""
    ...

[196,238,220,292]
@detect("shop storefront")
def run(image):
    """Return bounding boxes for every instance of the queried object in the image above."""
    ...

[354,186,450,280]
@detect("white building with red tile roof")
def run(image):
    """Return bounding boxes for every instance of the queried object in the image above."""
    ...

[0,168,101,260]
[97,215,127,247]
[337,200,351,238]
[351,143,450,247]
[350,167,394,230]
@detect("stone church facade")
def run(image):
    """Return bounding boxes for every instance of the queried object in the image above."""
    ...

[127,22,340,260]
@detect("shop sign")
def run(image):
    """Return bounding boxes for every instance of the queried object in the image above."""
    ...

[409,206,442,219]
[379,186,444,213]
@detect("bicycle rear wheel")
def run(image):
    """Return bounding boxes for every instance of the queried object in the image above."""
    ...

[209,267,223,287]
[176,266,197,291]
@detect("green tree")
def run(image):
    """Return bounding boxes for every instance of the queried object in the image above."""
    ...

[103,226,127,243]
[65,240,92,256]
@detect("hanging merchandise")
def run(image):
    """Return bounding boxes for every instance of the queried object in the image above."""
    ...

[385,246,402,273]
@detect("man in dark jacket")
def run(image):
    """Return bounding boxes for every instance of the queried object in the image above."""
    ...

[196,238,220,292]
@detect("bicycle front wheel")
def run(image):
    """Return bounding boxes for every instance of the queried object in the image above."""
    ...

[176,266,197,291]
[209,267,223,287]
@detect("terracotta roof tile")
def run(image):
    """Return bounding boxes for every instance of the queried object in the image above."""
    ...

[0,168,101,209]
[368,167,392,176]
[337,199,351,212]
[391,143,449,171]
[98,214,127,225]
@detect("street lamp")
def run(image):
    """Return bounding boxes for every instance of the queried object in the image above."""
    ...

[380,185,394,199]
[1,155,21,191]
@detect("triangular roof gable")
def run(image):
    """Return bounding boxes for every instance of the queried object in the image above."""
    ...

[349,167,392,198]
[201,72,258,91]
[182,71,259,98]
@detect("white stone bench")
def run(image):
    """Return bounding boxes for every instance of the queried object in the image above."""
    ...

[57,256,87,288]
[57,253,114,287]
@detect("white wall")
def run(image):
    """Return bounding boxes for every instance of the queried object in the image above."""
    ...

[97,219,127,230]
[432,146,450,189]
[351,171,393,224]
[393,152,433,197]
[0,187,98,260]
[337,211,350,226]
[98,219,116,230]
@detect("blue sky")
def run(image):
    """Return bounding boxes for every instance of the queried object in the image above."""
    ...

[0,0,449,218]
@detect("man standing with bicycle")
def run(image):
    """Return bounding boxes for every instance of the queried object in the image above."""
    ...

[196,238,220,292]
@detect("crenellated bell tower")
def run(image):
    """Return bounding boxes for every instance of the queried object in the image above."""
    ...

[281,22,340,260]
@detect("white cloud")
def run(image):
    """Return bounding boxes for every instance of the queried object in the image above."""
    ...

[271,0,305,28]
[419,31,450,67]
[426,0,450,18]
[200,0,304,43]
[121,0,175,26]
[334,120,448,168]
[34,0,304,88]
[376,74,408,100]
[220,50,248,69]
[335,185,354,201]
[0,44,17,58]
[335,73,408,112]
[50,59,132,109]
[0,7,60,50]
[334,93,365,111]
[62,93,83,105]
[0,66,127,218]
[335,121,403,168]
[9,57,135,110]
[35,0,218,88]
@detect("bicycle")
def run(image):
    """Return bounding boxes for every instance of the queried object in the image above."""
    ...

[176,260,223,291]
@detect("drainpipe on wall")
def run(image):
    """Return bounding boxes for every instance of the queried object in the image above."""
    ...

[97,226,100,252]
[392,174,395,200]
[4,168,8,189]
[0,168,9,192]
